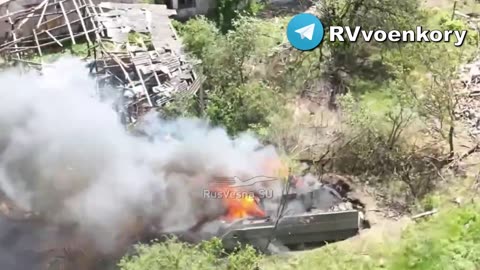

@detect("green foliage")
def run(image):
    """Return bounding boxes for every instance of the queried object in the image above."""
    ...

[419,193,442,211]
[326,6,477,199]
[118,237,263,270]
[336,89,443,203]
[440,17,466,31]
[161,95,199,119]
[174,17,220,59]
[175,16,285,135]
[206,82,279,135]
[389,205,480,270]
[69,43,90,57]
[178,16,282,88]
[172,0,475,204]
[214,0,264,32]
[269,245,380,270]
[312,0,422,96]
[264,204,480,270]
[382,13,475,154]
[127,32,153,50]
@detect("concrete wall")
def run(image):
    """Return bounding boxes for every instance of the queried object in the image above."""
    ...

[172,0,215,19]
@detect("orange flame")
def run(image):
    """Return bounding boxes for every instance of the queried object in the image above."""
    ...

[210,157,288,222]
[212,185,265,222]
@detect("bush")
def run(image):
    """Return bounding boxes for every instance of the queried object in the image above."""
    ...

[214,0,264,32]
[118,237,263,270]
[174,16,286,136]
[174,18,220,59]
[206,82,280,135]
[388,205,480,270]
[267,203,480,270]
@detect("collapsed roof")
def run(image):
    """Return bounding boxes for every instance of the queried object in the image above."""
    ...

[0,0,201,124]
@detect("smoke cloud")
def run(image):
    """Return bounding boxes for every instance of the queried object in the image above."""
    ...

[0,57,283,252]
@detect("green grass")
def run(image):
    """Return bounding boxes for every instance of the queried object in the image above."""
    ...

[359,87,394,114]
[261,202,480,270]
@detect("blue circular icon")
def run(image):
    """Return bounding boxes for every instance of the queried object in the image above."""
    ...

[287,13,324,51]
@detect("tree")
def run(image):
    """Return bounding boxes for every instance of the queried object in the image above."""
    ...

[385,14,476,158]
[214,0,264,32]
[205,82,279,135]
[175,16,285,135]
[303,0,423,105]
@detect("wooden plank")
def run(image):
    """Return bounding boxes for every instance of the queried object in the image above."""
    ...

[16,0,48,30]
[412,209,438,219]
[0,8,32,21]
[6,9,13,25]
[43,28,97,46]
[136,66,153,106]
[0,13,95,52]
[8,28,98,53]
[109,53,134,86]
[36,0,49,28]
[12,32,21,59]
[6,9,21,59]
[59,0,75,44]
[130,49,153,106]
[146,56,161,87]
[5,46,37,50]
[38,2,87,29]
[95,0,106,15]
[72,0,91,44]
[45,30,64,47]
[36,33,70,43]
[39,14,94,39]
[81,0,101,43]
[33,28,43,57]
[87,0,100,18]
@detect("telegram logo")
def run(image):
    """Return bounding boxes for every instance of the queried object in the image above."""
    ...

[287,13,324,51]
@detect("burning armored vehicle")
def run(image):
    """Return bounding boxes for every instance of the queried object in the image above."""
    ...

[0,112,366,269]
[0,169,365,269]
[166,174,366,253]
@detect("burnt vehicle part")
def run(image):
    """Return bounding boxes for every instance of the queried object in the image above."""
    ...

[214,184,364,253]
[219,210,360,252]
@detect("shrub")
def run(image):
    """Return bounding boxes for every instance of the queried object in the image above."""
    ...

[118,237,263,270]
[388,205,480,270]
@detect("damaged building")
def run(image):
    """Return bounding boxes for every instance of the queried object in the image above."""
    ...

[0,0,201,124]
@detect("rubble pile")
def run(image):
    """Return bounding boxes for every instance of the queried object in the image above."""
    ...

[0,1,200,124]
[0,0,98,59]
[93,3,201,124]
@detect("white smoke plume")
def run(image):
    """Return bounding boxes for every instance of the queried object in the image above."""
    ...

[0,57,283,251]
